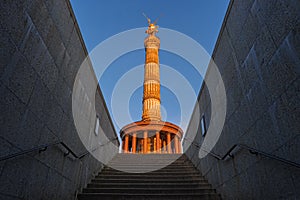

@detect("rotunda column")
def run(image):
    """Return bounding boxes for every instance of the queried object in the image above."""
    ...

[132,132,137,153]
[143,131,148,154]
[167,132,171,153]
[178,136,182,153]
[156,131,160,153]
[124,134,129,153]
[174,135,179,153]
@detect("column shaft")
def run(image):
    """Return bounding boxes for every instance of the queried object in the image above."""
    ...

[178,137,182,153]
[159,138,162,153]
[124,134,129,153]
[167,133,171,153]
[132,133,137,153]
[174,136,179,153]
[163,140,166,153]
[156,131,160,153]
[148,138,151,152]
[143,131,148,154]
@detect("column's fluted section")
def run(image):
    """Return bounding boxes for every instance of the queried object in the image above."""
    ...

[142,35,161,121]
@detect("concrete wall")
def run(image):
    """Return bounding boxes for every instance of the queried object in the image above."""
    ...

[0,0,119,199]
[184,0,300,199]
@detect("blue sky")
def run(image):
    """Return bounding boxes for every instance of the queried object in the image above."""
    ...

[70,0,230,135]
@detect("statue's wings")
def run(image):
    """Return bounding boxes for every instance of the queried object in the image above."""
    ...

[143,13,151,25]
[153,14,162,25]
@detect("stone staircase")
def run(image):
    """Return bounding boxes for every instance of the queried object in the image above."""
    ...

[77,154,221,200]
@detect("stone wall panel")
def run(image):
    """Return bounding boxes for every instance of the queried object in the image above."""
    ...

[184,0,300,199]
[0,1,119,199]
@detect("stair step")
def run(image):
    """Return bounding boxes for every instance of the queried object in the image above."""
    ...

[95,176,203,180]
[105,166,195,170]
[102,169,198,173]
[106,166,195,170]
[96,173,201,177]
[102,169,196,173]
[77,193,221,200]
[87,182,212,189]
[108,163,192,166]
[107,163,194,169]
[108,162,192,165]
[82,188,216,194]
[104,165,195,169]
[100,171,200,175]
[91,178,208,184]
